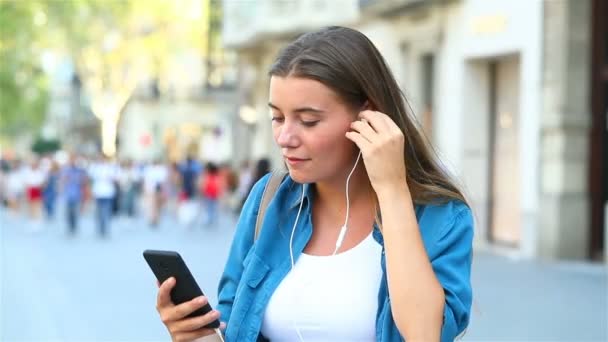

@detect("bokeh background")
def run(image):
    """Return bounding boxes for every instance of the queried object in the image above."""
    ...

[0,0,606,341]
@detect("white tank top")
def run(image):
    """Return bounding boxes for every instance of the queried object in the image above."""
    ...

[261,232,383,341]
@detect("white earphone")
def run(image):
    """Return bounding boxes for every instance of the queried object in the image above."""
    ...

[287,150,363,341]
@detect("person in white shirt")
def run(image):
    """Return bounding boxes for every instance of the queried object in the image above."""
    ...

[143,160,168,227]
[88,155,118,238]
[5,159,26,214]
[117,159,141,218]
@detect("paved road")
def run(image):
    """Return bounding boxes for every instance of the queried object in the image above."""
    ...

[1,208,606,341]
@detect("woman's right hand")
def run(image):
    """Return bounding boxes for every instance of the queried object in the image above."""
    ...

[156,277,226,342]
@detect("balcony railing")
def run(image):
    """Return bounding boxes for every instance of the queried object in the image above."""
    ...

[359,0,430,16]
[223,0,360,48]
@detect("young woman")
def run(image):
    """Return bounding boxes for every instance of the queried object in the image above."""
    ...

[155,26,473,342]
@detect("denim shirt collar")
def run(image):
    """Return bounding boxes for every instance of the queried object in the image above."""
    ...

[286,181,314,211]
[284,179,384,247]
[283,178,423,247]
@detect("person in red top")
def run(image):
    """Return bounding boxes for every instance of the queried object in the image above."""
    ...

[200,162,222,226]
[24,158,46,221]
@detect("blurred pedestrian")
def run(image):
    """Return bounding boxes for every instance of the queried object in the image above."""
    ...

[88,155,118,238]
[200,162,221,226]
[166,162,182,218]
[143,160,168,227]
[4,159,25,215]
[24,158,46,223]
[61,154,87,236]
[112,178,121,217]
[235,160,253,208]
[42,160,60,220]
[218,163,238,212]
[179,155,202,200]
[240,157,271,210]
[117,159,141,218]
[0,156,9,208]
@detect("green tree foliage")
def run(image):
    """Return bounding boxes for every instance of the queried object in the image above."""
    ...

[0,0,127,139]
[0,1,50,137]
[0,0,222,153]
[31,136,60,155]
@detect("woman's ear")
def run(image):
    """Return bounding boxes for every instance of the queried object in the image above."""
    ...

[362,100,377,111]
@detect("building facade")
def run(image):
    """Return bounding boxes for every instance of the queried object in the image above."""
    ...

[117,0,239,164]
[223,0,606,261]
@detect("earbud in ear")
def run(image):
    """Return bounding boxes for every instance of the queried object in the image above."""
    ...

[362,100,378,112]
[362,100,370,111]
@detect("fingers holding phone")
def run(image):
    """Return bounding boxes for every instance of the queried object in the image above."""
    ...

[156,277,225,341]
[156,276,176,309]
[166,306,224,336]
[144,250,224,342]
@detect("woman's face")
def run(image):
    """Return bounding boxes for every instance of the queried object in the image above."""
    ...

[269,76,359,184]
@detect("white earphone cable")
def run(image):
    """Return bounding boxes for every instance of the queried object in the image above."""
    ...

[214,328,225,341]
[289,185,306,341]
[288,151,362,341]
[332,151,362,256]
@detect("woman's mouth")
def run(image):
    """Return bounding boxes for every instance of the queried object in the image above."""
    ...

[285,156,310,165]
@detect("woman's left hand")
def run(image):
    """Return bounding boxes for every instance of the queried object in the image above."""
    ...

[345,110,407,193]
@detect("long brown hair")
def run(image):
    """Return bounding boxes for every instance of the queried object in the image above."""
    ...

[269,26,467,206]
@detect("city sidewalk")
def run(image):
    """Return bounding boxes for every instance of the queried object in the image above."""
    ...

[1,208,606,341]
[464,252,607,341]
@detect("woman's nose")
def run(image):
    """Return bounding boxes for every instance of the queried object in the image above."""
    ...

[275,122,299,148]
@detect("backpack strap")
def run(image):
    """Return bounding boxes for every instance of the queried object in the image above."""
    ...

[254,170,288,241]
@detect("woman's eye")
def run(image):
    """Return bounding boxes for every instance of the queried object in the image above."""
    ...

[302,120,319,127]
[271,116,284,123]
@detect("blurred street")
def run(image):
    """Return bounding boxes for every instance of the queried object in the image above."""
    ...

[1,208,606,342]
[1,0,607,341]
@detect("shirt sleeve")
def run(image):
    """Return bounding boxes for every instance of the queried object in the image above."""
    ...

[216,173,271,325]
[432,207,474,342]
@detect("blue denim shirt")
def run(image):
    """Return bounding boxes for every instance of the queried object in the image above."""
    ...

[217,173,473,341]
